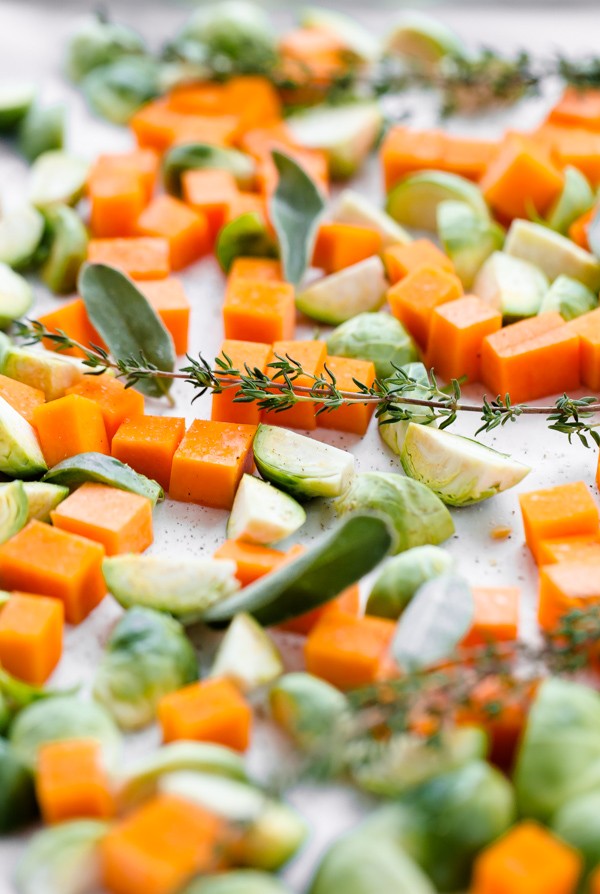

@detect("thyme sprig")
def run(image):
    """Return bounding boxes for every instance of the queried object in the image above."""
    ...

[16,321,600,445]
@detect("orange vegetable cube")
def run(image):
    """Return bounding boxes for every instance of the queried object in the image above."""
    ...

[166,82,227,115]
[182,168,239,241]
[568,206,594,250]
[0,374,45,425]
[387,264,463,348]
[224,76,282,131]
[223,279,295,343]
[169,115,240,149]
[427,296,502,383]
[0,593,63,685]
[51,482,153,556]
[471,820,582,894]
[539,560,600,631]
[33,394,109,468]
[37,738,114,824]
[380,126,445,190]
[169,420,256,509]
[440,134,497,180]
[567,307,600,390]
[111,415,185,492]
[90,149,159,202]
[0,521,106,625]
[229,257,283,283]
[136,278,191,355]
[37,299,104,358]
[100,794,225,894]
[136,196,210,271]
[238,122,297,162]
[461,587,520,648]
[480,135,564,221]
[225,191,269,224]
[537,534,600,565]
[211,339,271,426]
[312,223,382,274]
[158,678,252,751]
[519,481,599,564]
[89,168,146,238]
[383,238,455,284]
[129,100,194,152]
[548,87,600,131]
[304,610,396,689]
[263,340,327,430]
[278,584,360,636]
[87,237,170,280]
[213,541,303,587]
[65,375,145,442]
[537,125,600,187]
[317,355,376,435]
[481,312,580,404]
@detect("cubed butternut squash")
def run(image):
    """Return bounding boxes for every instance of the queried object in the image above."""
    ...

[262,340,327,430]
[539,560,600,632]
[223,278,295,343]
[387,264,463,348]
[87,237,170,280]
[461,586,520,648]
[111,415,185,492]
[567,307,600,390]
[37,299,104,358]
[480,135,564,221]
[182,168,239,241]
[317,355,376,435]
[427,296,502,383]
[136,278,191,355]
[304,610,396,689]
[383,238,454,284]
[228,257,283,283]
[519,480,599,563]
[33,394,109,467]
[158,678,252,751]
[312,223,382,274]
[65,375,145,442]
[37,738,114,823]
[0,592,63,685]
[0,374,45,425]
[136,196,210,271]
[211,339,272,426]
[213,541,303,587]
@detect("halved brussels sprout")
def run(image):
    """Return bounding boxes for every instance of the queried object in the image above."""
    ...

[40,204,89,294]
[297,256,387,325]
[546,166,595,235]
[210,613,283,692]
[0,81,36,131]
[538,274,598,321]
[216,212,277,274]
[0,204,45,270]
[472,250,548,321]
[14,819,109,894]
[0,738,38,833]
[366,544,455,619]
[178,1,277,74]
[66,15,146,82]
[182,872,291,894]
[82,56,160,125]
[1,345,83,400]
[437,200,504,288]
[333,190,411,248]
[0,262,33,328]
[0,396,47,479]
[227,474,306,545]
[270,672,348,750]
[326,312,418,381]
[505,218,600,291]
[378,361,436,456]
[29,153,90,209]
[387,171,488,231]
[0,480,28,544]
[23,482,69,522]
[18,103,65,162]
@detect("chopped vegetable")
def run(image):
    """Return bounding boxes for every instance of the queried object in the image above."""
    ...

[326,312,418,380]
[385,11,466,67]
[0,204,45,269]
[0,262,33,327]
[387,264,464,348]
[305,609,396,689]
[66,375,146,443]
[426,295,502,383]
[223,274,294,343]
[66,15,146,82]
[1,342,83,399]
[33,394,109,468]
[0,81,36,131]
[269,672,348,749]
[384,238,455,283]
[297,256,387,325]
[36,737,115,823]
[437,200,504,288]
[28,151,89,208]
[538,274,598,320]
[210,612,283,691]
[366,545,455,619]
[472,251,549,321]
[480,134,564,221]
[387,170,488,230]
[181,871,291,894]
[0,480,28,544]
[0,592,63,685]
[0,396,47,478]
[18,103,65,162]
[14,819,109,894]
[227,474,306,545]
[0,738,38,833]
[546,165,595,234]
[332,189,411,247]
[158,678,252,751]
[23,481,69,522]
[39,204,89,294]
[505,218,600,290]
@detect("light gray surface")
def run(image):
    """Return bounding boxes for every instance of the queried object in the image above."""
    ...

[1,3,600,892]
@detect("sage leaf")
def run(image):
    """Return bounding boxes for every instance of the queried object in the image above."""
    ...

[202,512,395,626]
[269,149,325,286]
[43,452,164,505]
[162,143,256,196]
[215,212,278,273]
[392,574,474,673]
[78,262,175,398]
[588,204,600,259]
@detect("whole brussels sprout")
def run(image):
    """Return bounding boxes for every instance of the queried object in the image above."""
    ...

[66,14,146,82]
[93,607,199,730]
[178,1,277,75]
[366,545,455,619]
[326,312,419,380]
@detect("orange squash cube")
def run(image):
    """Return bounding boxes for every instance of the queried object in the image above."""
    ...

[0,521,106,625]
[88,237,170,280]
[537,534,600,565]
[263,340,327,430]
[37,299,104,358]
[37,738,114,824]
[441,134,497,180]
[568,207,594,250]
[461,587,520,648]
[158,678,252,751]
[519,481,599,564]
[0,374,45,425]
[383,238,455,284]
[51,482,153,556]
[166,82,227,115]
[567,307,600,390]
[224,76,282,131]
[539,560,600,632]
[169,420,256,509]
[0,593,63,685]
[100,794,225,894]
[111,415,185,492]
[226,192,269,224]
[211,339,272,426]
[278,584,360,636]
[136,278,191,355]
[548,86,600,131]
[65,375,145,442]
[312,223,382,274]
[129,100,219,153]
[89,168,146,238]
[213,541,303,587]
[182,168,239,241]
[387,264,464,348]
[317,355,376,435]
[304,610,396,689]
[90,149,159,203]
[480,135,564,221]
[169,115,240,149]
[136,196,210,271]
[380,126,446,190]
[223,278,295,343]
[228,257,283,283]
[427,296,503,383]
[33,394,109,468]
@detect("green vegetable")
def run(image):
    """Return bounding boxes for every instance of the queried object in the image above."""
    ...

[93,607,198,730]
[0,204,45,269]
[66,15,146,82]
[181,871,291,894]
[378,361,437,455]
[79,263,175,398]
[367,545,455,619]
[286,102,383,179]
[103,555,240,622]
[552,790,600,878]
[387,171,488,231]
[472,250,548,321]
[0,481,28,545]
[116,741,247,811]
[336,472,454,554]
[270,672,348,750]
[0,262,33,327]
[14,819,109,894]
[392,573,474,672]
[269,150,325,286]
[0,396,47,478]
[326,312,418,380]
[23,482,69,522]
[0,738,38,833]
[163,143,256,196]
[300,8,380,63]
[202,513,395,626]
[10,695,122,770]
[178,1,277,75]
[332,190,411,247]
[82,56,160,124]
[40,204,89,294]
[210,613,283,691]
[538,274,598,320]
[28,152,90,209]
[253,424,355,500]
[437,200,504,288]
[296,256,387,324]
[216,212,278,273]
[545,166,595,234]
[18,103,65,162]
[514,677,600,822]
[505,218,600,290]
[0,82,36,131]
[384,12,467,68]
[1,343,82,400]
[43,452,163,505]
[227,473,306,545]
[0,667,64,720]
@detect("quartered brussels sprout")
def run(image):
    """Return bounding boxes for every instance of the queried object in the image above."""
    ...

[387,171,488,231]
[326,312,418,381]
[0,82,37,131]
[0,204,45,270]
[210,613,283,692]
[538,274,598,321]
[269,672,348,750]
[0,480,28,545]
[546,166,595,235]
[366,545,455,619]
[552,790,600,878]
[0,738,38,833]
[178,1,277,74]
[40,204,89,294]
[23,482,69,522]
[29,153,90,209]
[82,56,160,124]
[0,263,33,328]
[378,361,436,456]
[14,819,109,894]
[163,143,256,196]
[216,212,277,274]
[227,474,306,545]
[296,256,387,325]
[66,15,146,82]
[93,607,199,730]
[437,200,504,288]
[336,472,454,554]
[1,343,83,400]
[0,397,47,479]
[182,872,291,894]
[332,190,411,248]
[18,103,65,162]
[505,218,600,291]
[473,250,548,321]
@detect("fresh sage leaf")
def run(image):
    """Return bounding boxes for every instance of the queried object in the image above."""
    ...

[392,573,474,673]
[269,149,326,286]
[78,262,175,398]
[162,143,256,196]
[202,512,395,626]
[43,452,164,505]
[588,204,600,259]
[215,212,278,274]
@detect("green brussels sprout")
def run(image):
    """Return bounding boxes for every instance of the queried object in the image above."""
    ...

[269,672,348,750]
[0,263,33,328]
[211,613,283,692]
[14,819,109,894]
[18,103,65,163]
[514,677,600,822]
[0,82,37,132]
[296,257,387,325]
[0,204,45,270]
[538,274,598,321]
[0,738,38,833]
[29,153,90,209]
[0,480,28,544]
[326,312,419,380]
[9,695,122,770]
[378,362,435,456]
[40,205,89,294]
[0,396,47,479]
[1,343,82,400]
[66,15,146,82]
[216,212,277,274]
[552,790,600,877]
[23,482,69,522]
[182,872,291,894]
[336,472,454,554]
[163,143,256,197]
[546,166,595,235]
[82,56,160,125]
[437,200,504,288]
[178,1,277,75]
[93,607,198,730]
[366,545,455,619]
